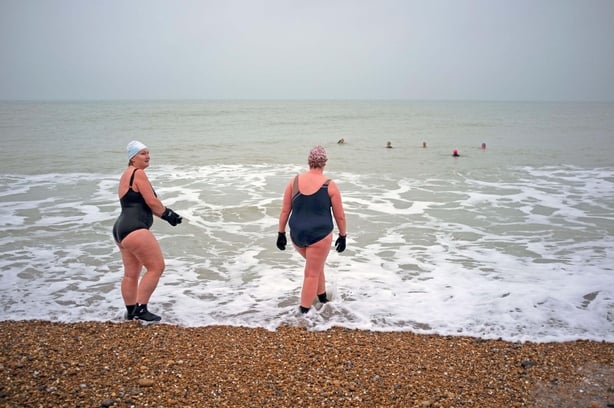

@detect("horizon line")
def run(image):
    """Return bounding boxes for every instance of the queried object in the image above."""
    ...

[1,97,613,104]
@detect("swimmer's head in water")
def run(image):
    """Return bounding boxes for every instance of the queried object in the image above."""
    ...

[127,140,148,160]
[308,145,328,168]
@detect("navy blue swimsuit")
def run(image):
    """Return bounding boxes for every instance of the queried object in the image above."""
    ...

[289,177,333,247]
[112,169,155,243]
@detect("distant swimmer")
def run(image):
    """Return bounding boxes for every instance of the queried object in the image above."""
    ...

[337,138,345,144]
[452,149,460,157]
[422,141,427,148]
[481,142,487,150]
[386,141,393,148]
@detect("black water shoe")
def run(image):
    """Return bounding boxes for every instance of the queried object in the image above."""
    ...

[134,304,161,322]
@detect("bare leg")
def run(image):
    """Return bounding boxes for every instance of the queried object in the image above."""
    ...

[118,246,141,306]
[296,234,332,309]
[118,229,165,305]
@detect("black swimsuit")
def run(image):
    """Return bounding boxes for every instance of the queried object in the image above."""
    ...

[289,177,333,247]
[112,169,155,243]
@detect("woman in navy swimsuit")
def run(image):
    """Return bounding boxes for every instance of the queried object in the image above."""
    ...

[277,145,347,314]
[113,141,182,323]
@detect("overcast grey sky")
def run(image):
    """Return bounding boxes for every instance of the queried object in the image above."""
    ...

[1,0,613,101]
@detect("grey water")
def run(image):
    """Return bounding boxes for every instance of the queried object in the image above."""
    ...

[1,100,613,342]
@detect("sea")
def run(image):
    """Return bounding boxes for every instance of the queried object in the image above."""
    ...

[0,100,613,343]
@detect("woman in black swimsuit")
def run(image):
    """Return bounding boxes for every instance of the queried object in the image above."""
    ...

[113,141,182,323]
[277,145,347,314]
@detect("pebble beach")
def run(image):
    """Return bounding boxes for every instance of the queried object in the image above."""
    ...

[1,321,612,407]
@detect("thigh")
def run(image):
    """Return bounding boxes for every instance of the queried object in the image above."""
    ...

[120,229,164,271]
[118,243,142,279]
[305,233,332,265]
[294,245,307,258]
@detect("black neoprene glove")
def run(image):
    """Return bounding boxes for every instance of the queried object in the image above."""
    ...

[276,232,287,250]
[335,235,346,253]
[161,207,182,226]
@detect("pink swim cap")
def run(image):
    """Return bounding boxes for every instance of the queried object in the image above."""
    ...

[308,145,328,168]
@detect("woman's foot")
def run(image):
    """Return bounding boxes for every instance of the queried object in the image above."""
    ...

[133,304,161,322]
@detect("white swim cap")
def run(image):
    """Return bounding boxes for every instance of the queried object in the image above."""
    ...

[127,140,147,160]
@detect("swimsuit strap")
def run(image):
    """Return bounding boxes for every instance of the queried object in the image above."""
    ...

[292,176,331,200]
[128,168,139,188]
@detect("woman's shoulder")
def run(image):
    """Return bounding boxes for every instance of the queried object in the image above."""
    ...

[132,167,149,178]
[127,167,150,187]
[326,179,339,189]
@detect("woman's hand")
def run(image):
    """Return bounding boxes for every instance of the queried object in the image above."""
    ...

[161,208,182,226]
[335,235,346,253]
[276,232,287,250]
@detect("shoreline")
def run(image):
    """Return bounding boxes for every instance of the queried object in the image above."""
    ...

[1,320,612,407]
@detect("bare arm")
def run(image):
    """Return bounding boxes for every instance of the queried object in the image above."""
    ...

[328,181,347,236]
[278,180,293,233]
[132,170,166,217]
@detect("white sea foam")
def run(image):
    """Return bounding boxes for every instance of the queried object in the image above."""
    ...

[1,100,613,342]
[0,162,612,342]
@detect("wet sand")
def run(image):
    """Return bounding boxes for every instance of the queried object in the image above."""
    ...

[0,320,612,407]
